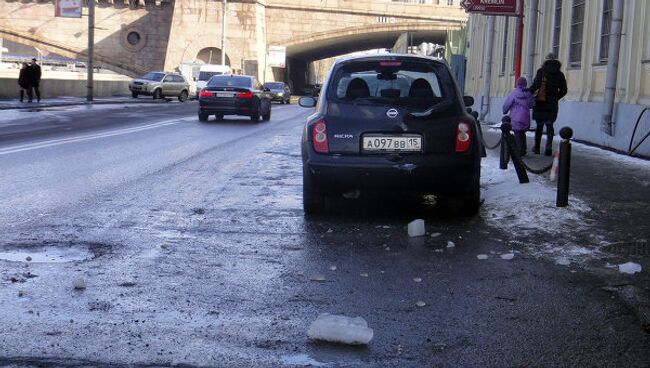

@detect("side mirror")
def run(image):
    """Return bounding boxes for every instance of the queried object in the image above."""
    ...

[298,96,317,108]
[463,96,474,107]
[263,87,270,92]
[466,107,473,114]
[471,111,479,120]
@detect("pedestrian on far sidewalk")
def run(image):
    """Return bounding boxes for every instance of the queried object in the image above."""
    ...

[28,57,42,103]
[503,77,535,156]
[529,53,568,156]
[18,63,31,103]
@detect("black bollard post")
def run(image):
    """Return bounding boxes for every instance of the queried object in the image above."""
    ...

[556,127,573,207]
[501,121,530,184]
[499,116,510,170]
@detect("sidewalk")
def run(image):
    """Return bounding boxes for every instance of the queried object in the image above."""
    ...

[0,95,176,110]
[482,126,650,330]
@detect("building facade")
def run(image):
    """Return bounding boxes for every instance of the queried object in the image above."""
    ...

[465,1,650,157]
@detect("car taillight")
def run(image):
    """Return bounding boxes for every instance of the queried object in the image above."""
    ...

[237,91,254,99]
[312,120,329,154]
[199,89,213,98]
[455,122,471,152]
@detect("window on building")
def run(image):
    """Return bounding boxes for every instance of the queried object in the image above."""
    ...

[500,17,510,74]
[599,0,613,62]
[552,0,562,57]
[569,0,585,66]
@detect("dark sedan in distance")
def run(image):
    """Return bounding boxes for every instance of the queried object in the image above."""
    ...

[263,82,291,104]
[298,54,481,216]
[198,75,272,122]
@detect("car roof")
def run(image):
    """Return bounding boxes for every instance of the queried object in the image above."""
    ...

[199,64,231,72]
[334,53,447,66]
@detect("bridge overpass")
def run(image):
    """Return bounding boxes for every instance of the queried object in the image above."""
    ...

[0,0,467,89]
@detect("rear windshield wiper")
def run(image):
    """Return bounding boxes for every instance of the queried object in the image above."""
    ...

[406,100,453,118]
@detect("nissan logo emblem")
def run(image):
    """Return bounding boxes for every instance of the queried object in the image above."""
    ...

[386,108,399,118]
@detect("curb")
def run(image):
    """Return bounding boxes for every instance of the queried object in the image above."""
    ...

[0,98,192,110]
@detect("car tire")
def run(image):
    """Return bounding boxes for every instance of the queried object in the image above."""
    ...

[303,168,326,215]
[153,89,162,100]
[250,112,260,123]
[198,112,209,122]
[131,92,138,99]
[215,114,224,121]
[262,107,271,121]
[178,90,188,102]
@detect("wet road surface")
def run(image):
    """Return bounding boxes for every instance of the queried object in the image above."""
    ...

[0,102,648,367]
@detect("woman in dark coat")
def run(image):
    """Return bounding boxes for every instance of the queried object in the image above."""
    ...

[18,63,31,102]
[529,53,568,155]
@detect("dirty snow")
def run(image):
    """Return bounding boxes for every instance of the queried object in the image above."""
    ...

[618,262,642,275]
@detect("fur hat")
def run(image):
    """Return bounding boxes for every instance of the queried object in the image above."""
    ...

[545,52,557,60]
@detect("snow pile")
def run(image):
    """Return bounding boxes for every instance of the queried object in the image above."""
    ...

[307,313,374,345]
[481,157,592,237]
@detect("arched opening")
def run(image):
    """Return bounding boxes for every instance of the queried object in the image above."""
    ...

[196,47,230,66]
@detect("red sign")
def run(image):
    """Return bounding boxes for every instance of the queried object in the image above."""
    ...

[460,0,518,15]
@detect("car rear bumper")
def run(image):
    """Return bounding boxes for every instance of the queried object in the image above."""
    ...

[305,153,479,194]
[199,103,255,116]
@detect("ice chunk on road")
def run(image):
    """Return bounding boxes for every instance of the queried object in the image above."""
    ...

[430,233,441,238]
[500,253,515,260]
[307,313,374,345]
[416,301,426,307]
[618,262,642,275]
[408,219,425,237]
[72,278,86,290]
[555,257,571,266]
[477,254,488,260]
[447,241,455,248]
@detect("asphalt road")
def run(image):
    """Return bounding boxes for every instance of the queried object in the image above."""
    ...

[0,102,648,367]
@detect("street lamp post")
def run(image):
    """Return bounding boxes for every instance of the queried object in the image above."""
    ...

[87,0,95,102]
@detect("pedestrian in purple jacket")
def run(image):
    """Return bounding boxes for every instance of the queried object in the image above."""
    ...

[503,77,535,156]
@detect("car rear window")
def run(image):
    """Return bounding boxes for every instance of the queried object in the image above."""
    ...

[199,71,225,81]
[140,72,165,82]
[329,59,453,110]
[264,83,284,89]
[207,76,252,88]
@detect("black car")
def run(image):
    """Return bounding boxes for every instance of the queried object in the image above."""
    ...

[298,54,481,215]
[198,75,272,122]
[263,82,291,104]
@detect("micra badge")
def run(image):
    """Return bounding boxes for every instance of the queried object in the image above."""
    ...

[333,134,354,139]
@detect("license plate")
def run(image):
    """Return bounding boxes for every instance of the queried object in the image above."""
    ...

[363,135,422,152]
[216,92,234,98]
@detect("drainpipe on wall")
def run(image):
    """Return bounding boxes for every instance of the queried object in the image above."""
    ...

[480,16,495,121]
[524,0,538,83]
[221,0,227,66]
[602,0,624,136]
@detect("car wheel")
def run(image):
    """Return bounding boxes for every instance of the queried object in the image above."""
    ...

[131,92,138,99]
[178,90,188,102]
[262,107,271,121]
[153,89,162,100]
[250,112,260,122]
[303,168,326,215]
[215,114,224,121]
[198,112,209,122]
